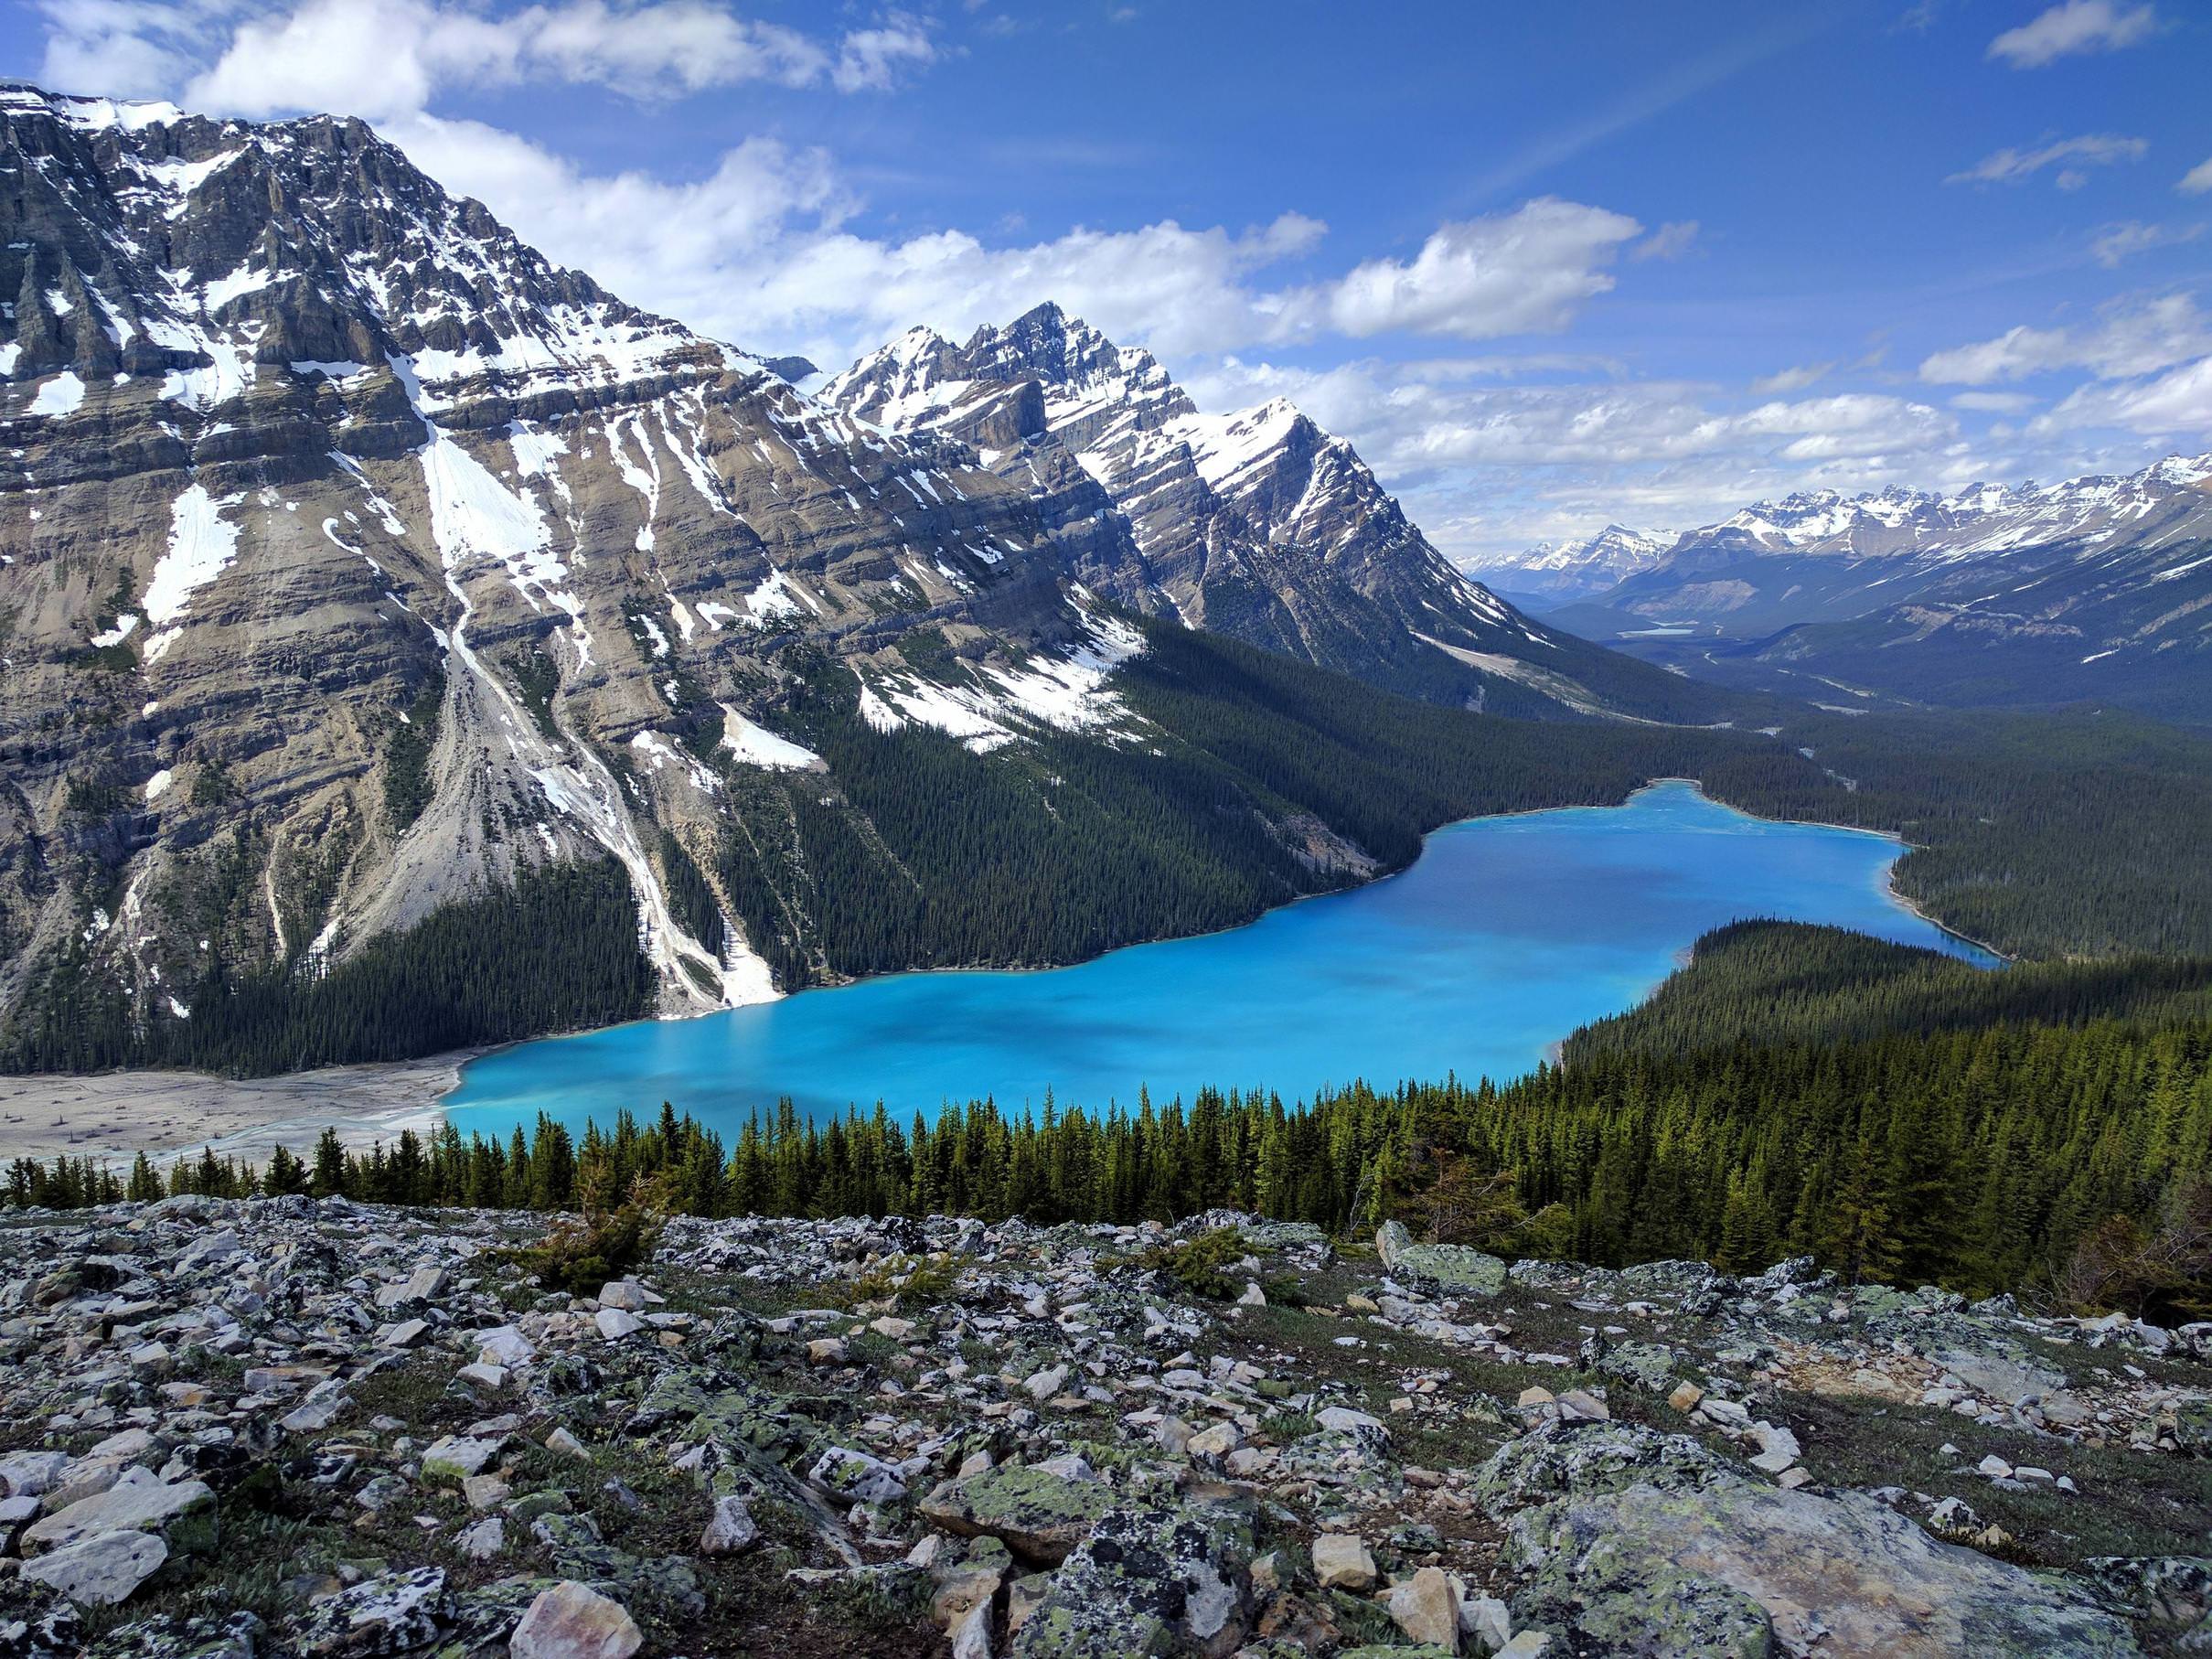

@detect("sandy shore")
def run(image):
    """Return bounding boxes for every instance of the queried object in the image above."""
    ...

[0,1052,475,1170]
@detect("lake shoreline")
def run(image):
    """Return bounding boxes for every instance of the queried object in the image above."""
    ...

[0,777,1985,1166]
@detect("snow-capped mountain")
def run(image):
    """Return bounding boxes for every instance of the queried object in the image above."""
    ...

[1476,525,1672,604]
[0,85,1260,1046]
[1549,454,2212,636]
[1541,454,2212,719]
[0,84,1781,1069]
[825,304,1710,717]
[1676,458,2212,565]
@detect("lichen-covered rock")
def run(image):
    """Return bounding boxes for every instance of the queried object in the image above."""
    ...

[288,1568,453,1659]
[0,1579,84,1659]
[2083,1556,2212,1626]
[2174,1398,2212,1457]
[920,1462,1122,1565]
[1582,1335,1683,1395]
[1475,1420,1728,1517]
[1375,1221,1506,1298]
[1502,1453,2142,1657]
[1010,1503,1253,1659]
[808,1445,909,1504]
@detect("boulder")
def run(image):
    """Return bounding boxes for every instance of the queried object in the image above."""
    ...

[509,1581,643,1659]
[920,1462,1120,1565]
[1375,1221,1506,1298]
[20,1470,212,1554]
[18,1528,167,1607]
[1492,1425,2142,1657]
[1311,1533,1377,1591]
[1389,1566,1460,1650]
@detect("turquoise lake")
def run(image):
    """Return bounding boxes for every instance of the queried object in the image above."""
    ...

[443,780,1994,1138]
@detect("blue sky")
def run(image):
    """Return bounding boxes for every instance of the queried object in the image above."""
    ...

[8,0,2209,555]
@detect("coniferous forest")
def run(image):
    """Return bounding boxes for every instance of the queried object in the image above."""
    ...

[16,925,2208,1318]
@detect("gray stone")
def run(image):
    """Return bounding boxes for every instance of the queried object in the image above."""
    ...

[701,1493,759,1555]
[19,1528,167,1607]
[21,1470,212,1553]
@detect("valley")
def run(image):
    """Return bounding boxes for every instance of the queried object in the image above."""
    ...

[1,23,2209,1656]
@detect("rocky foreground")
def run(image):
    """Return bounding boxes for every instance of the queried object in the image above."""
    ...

[0,1201,2207,1657]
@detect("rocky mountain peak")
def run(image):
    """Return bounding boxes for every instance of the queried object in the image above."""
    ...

[820,304,1684,716]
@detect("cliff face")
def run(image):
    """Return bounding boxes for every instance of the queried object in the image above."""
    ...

[0,87,1106,1038]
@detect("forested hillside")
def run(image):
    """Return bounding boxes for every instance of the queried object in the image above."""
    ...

[12,621,2212,1076]
[1567,921,2212,1060]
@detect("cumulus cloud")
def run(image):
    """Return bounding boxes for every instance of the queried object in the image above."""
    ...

[47,0,935,120]
[1947,133,2147,189]
[1918,294,2212,385]
[1185,356,1957,478]
[1302,199,1644,340]
[1987,0,2158,67]
[2037,357,2212,435]
[830,14,937,91]
[2181,156,2212,195]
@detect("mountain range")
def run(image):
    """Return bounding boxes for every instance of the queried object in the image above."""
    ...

[1497,457,2212,720]
[0,84,1778,1072]
[1473,523,1671,605]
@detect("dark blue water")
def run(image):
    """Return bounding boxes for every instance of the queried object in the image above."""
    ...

[445,781,1993,1137]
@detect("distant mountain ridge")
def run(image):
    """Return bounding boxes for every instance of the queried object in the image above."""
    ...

[1476,524,1672,604]
[1526,453,2212,719]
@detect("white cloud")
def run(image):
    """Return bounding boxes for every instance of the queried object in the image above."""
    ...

[735,215,1340,365]
[1951,391,2039,412]
[2181,156,2212,195]
[2037,356,2212,434]
[1918,293,2212,384]
[1752,362,1833,394]
[1987,0,2157,67]
[1946,133,2146,188]
[53,0,934,123]
[1630,220,1701,262]
[1185,356,1957,476]
[379,112,851,337]
[830,14,937,91]
[2090,220,2205,267]
[1304,199,1644,340]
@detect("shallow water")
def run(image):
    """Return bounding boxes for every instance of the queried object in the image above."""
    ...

[445,780,1993,1138]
